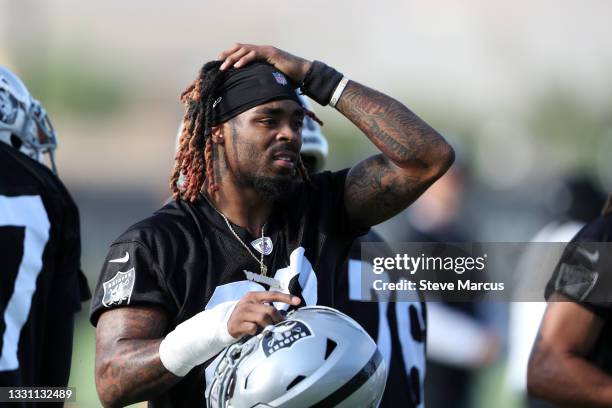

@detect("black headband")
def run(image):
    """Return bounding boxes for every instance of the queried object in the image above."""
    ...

[212,62,302,125]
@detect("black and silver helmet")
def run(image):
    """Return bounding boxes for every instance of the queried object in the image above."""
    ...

[0,65,58,173]
[207,306,387,408]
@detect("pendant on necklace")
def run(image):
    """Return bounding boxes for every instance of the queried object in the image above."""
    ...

[244,269,281,289]
[261,264,268,277]
[251,237,273,256]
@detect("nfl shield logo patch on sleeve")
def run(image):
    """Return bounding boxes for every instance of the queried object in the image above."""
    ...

[102,268,136,307]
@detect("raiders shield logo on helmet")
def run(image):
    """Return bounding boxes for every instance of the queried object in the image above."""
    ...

[262,320,312,357]
[102,268,136,307]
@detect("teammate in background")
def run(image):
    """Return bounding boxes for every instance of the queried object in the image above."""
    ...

[298,93,427,408]
[527,195,612,407]
[508,177,605,408]
[91,44,454,407]
[0,66,90,403]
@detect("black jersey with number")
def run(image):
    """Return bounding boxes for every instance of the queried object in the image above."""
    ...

[0,143,90,398]
[334,229,427,408]
[90,169,366,408]
[545,213,612,374]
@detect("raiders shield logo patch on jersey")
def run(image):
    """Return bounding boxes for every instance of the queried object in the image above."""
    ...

[262,320,312,357]
[102,268,136,307]
[554,263,598,301]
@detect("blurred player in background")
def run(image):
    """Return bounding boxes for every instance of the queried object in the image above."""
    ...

[528,194,612,407]
[298,93,427,408]
[0,66,90,403]
[508,177,605,408]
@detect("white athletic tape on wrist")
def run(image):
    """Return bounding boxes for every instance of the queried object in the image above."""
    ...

[159,300,238,377]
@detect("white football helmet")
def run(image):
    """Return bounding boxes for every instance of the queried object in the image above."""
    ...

[0,65,58,173]
[297,93,328,173]
[206,306,387,408]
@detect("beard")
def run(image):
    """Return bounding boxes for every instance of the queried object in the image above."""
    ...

[232,162,300,203]
[233,144,301,202]
[226,126,302,202]
[250,173,300,203]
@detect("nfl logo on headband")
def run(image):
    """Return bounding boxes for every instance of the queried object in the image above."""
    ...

[272,72,288,86]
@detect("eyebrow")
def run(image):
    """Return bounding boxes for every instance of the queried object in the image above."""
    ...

[253,107,304,117]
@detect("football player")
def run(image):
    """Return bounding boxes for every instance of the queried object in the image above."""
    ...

[298,93,426,408]
[91,43,454,407]
[0,66,90,403]
[527,195,612,406]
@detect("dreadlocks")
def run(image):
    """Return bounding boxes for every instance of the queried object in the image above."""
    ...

[170,61,224,202]
[170,61,323,202]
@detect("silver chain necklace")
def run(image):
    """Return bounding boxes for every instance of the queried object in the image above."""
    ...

[204,196,268,276]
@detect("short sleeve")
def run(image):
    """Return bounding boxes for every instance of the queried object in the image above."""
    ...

[89,240,173,326]
[545,237,612,317]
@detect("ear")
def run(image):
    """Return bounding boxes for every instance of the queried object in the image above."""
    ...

[211,125,225,144]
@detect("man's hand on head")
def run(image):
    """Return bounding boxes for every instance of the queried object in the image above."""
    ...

[218,43,312,84]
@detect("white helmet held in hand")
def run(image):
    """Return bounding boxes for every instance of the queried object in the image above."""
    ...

[206,306,387,408]
[0,65,58,172]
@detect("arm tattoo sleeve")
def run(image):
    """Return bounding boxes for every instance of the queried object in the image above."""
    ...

[336,81,454,228]
[95,307,180,407]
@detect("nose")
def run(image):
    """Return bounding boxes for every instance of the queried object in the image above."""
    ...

[276,123,301,147]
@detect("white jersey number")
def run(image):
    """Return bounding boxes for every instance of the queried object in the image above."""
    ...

[0,195,50,371]
[348,259,426,408]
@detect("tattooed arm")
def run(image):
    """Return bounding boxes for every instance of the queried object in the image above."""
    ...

[217,43,454,228]
[95,292,299,407]
[95,306,180,408]
[527,294,612,407]
[336,82,454,228]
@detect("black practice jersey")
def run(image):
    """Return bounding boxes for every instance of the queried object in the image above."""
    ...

[0,143,90,403]
[334,230,427,408]
[90,170,365,408]
[545,213,612,374]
